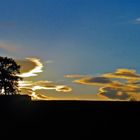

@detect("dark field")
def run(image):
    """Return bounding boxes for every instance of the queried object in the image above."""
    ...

[0,95,139,136]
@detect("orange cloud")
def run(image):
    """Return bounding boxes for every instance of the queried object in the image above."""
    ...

[103,69,140,80]
[74,77,113,86]
[66,68,140,101]
[98,87,131,100]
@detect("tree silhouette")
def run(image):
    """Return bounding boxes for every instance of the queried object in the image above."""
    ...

[0,57,22,95]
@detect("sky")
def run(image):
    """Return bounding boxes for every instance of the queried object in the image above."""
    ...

[0,0,140,100]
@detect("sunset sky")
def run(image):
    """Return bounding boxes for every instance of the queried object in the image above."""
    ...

[0,0,140,100]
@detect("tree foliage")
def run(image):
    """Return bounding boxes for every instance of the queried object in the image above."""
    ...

[0,57,22,95]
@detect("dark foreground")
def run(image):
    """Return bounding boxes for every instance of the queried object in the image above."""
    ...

[0,95,139,136]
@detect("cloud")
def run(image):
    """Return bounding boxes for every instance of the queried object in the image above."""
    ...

[19,86,56,100]
[31,81,72,92]
[16,58,140,101]
[103,69,140,80]
[129,94,140,101]
[135,17,140,24]
[131,17,140,24]
[98,87,131,100]
[56,86,72,92]
[98,85,140,101]
[66,68,140,101]
[32,93,56,100]
[65,75,87,78]
[106,82,140,93]
[16,57,72,100]
[53,93,104,101]
[0,42,19,53]
[17,58,43,78]
[90,80,140,100]
[16,59,39,74]
[19,81,71,91]
[19,80,72,100]
[74,77,113,86]
[122,85,140,93]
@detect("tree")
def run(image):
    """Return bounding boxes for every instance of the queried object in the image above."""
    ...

[0,56,22,95]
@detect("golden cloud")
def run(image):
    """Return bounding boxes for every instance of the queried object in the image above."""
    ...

[74,77,113,86]
[66,68,140,101]
[106,82,140,93]
[98,85,140,101]
[18,58,43,78]
[17,57,72,100]
[98,87,131,100]
[19,80,72,100]
[19,86,56,100]
[65,75,87,78]
[97,80,140,101]
[16,59,38,74]
[103,69,140,80]
[56,86,72,92]
[15,58,140,101]
[33,93,56,100]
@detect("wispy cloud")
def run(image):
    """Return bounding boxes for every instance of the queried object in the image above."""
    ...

[65,75,88,78]
[19,80,72,100]
[74,77,113,86]
[18,58,72,100]
[135,17,140,24]
[0,42,19,53]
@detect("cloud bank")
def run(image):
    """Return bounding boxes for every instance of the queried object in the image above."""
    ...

[14,57,140,101]
[66,68,140,101]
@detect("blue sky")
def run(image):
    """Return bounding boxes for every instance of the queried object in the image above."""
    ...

[0,0,140,100]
